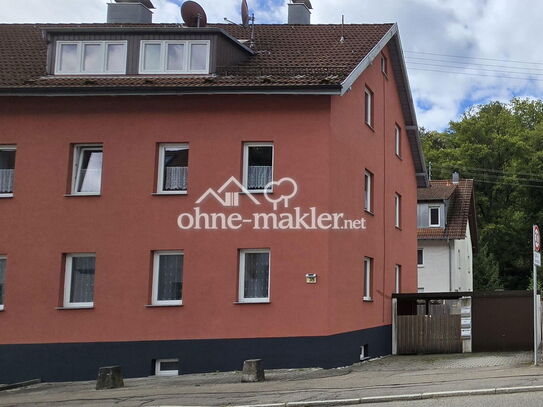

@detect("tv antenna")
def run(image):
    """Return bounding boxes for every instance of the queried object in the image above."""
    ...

[181,1,207,28]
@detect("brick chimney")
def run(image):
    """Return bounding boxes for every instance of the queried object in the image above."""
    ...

[288,0,312,25]
[107,0,155,24]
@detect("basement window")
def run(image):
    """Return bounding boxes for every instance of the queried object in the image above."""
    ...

[139,40,210,74]
[155,359,179,376]
[55,41,127,75]
[360,344,369,361]
[0,146,16,197]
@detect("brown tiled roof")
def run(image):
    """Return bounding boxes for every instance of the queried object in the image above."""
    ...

[417,180,456,201]
[0,23,393,90]
[418,180,477,244]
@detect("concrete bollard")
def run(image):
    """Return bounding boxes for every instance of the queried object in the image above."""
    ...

[241,359,265,382]
[96,366,124,390]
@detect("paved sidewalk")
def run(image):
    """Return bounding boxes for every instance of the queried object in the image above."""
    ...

[1,352,542,406]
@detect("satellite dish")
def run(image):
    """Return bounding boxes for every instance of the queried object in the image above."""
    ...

[241,0,249,27]
[181,1,208,28]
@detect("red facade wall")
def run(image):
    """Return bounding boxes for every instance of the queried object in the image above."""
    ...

[0,45,417,345]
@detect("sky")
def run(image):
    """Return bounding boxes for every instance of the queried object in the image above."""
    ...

[2,0,543,131]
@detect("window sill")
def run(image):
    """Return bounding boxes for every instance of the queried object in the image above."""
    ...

[418,265,424,268]
[363,297,373,302]
[152,192,188,196]
[0,306,4,311]
[395,226,402,231]
[145,304,183,308]
[64,193,101,197]
[56,306,94,310]
[234,301,271,305]
[0,194,13,199]
[364,209,374,216]
[365,123,375,132]
[395,154,403,160]
[243,190,273,195]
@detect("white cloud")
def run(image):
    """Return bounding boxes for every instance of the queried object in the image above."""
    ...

[2,0,543,130]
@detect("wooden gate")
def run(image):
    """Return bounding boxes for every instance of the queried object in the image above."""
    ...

[396,314,462,354]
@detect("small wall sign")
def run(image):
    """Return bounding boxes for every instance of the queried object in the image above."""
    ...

[305,273,317,284]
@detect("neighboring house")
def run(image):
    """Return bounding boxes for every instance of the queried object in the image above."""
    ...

[417,174,478,292]
[0,0,427,382]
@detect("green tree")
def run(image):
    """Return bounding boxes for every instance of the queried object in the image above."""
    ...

[473,244,503,291]
[421,98,543,289]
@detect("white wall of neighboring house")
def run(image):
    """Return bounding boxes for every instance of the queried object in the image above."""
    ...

[418,224,473,292]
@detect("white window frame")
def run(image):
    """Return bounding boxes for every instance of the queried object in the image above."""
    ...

[152,251,184,306]
[64,253,96,309]
[139,40,210,75]
[155,358,179,376]
[364,87,373,127]
[395,125,401,157]
[0,145,16,198]
[381,55,388,76]
[242,142,274,193]
[395,264,401,294]
[72,144,103,196]
[0,255,6,311]
[429,206,441,227]
[363,257,373,301]
[238,249,271,304]
[395,193,401,228]
[364,170,373,212]
[55,41,127,75]
[157,143,189,195]
[417,248,424,267]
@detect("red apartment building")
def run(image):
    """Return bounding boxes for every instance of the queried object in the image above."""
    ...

[0,0,427,382]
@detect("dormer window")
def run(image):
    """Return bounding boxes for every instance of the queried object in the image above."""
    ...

[429,206,441,227]
[55,41,127,75]
[139,40,210,74]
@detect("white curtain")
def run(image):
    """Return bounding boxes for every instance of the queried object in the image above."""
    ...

[158,255,183,301]
[0,169,13,193]
[164,167,188,191]
[70,257,95,303]
[244,253,269,299]
[247,166,272,190]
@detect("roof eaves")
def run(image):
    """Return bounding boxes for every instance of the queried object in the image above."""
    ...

[0,84,343,97]
[340,23,398,95]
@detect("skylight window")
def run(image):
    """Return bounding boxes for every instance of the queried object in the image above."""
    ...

[139,40,210,74]
[55,41,127,75]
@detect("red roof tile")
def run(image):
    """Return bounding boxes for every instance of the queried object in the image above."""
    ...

[0,23,394,90]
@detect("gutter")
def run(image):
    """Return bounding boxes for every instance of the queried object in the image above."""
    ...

[0,85,342,97]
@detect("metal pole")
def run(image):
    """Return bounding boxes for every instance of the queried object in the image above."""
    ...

[534,263,538,365]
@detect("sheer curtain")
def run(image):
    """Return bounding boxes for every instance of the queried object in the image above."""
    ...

[0,169,13,193]
[247,166,272,190]
[158,255,183,301]
[244,252,269,299]
[70,256,95,303]
[164,167,188,191]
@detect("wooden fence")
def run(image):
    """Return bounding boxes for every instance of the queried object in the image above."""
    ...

[396,314,462,354]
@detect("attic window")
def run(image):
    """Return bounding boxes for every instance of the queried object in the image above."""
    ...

[55,41,127,75]
[139,40,210,75]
